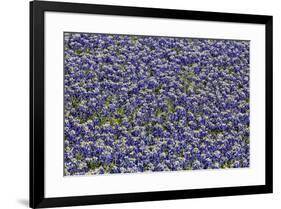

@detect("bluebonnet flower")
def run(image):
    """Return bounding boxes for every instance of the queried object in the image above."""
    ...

[64,32,250,176]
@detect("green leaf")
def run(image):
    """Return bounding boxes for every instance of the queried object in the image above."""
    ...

[208,130,223,136]
[71,97,80,108]
[75,153,83,161]
[88,162,101,170]
[105,95,114,107]
[116,107,125,116]
[167,99,175,113]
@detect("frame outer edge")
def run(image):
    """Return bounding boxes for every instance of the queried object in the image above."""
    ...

[30,1,46,208]
[265,16,273,193]
[29,1,34,207]
[29,1,273,208]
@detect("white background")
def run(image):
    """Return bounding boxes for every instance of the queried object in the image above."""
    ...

[45,12,265,197]
[0,0,280,208]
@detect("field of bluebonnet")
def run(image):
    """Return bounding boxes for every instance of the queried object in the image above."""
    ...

[64,32,250,176]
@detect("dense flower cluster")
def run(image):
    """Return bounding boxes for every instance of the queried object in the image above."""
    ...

[64,32,250,176]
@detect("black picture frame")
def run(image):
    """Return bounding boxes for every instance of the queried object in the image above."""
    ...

[30,1,273,208]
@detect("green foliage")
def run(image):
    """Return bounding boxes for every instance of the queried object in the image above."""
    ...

[172,47,181,54]
[228,68,234,74]
[71,97,80,108]
[180,68,197,93]
[85,48,91,54]
[131,36,138,45]
[116,107,125,116]
[149,69,154,77]
[105,95,114,107]
[99,116,122,127]
[155,108,162,117]
[128,108,138,124]
[167,99,175,113]
[88,162,101,170]
[243,136,250,144]
[154,84,162,95]
[118,63,128,71]
[103,163,115,172]
[74,50,83,56]
[84,69,92,75]
[109,117,122,126]
[99,117,108,126]
[75,153,83,161]
[221,160,235,168]
[208,129,223,136]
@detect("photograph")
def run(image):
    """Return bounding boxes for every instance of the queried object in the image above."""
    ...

[63,32,250,176]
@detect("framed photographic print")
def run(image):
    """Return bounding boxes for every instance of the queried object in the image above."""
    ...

[30,0,273,208]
